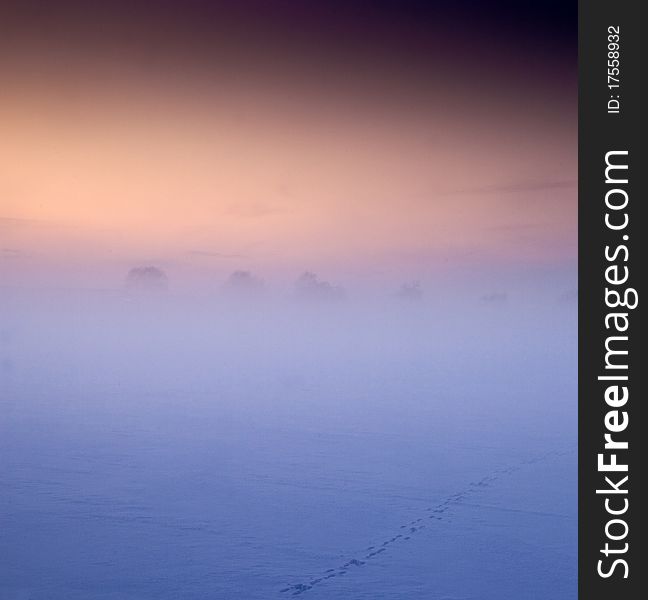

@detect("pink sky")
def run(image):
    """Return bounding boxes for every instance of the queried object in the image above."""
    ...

[1,38,575,290]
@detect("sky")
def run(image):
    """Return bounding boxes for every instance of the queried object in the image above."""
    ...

[0,1,576,292]
[1,8,578,600]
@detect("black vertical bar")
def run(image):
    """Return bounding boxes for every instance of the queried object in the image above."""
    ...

[579,1,646,599]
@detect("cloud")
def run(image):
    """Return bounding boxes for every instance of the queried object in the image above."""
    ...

[447,180,576,197]
[0,217,43,231]
[1,248,26,259]
[223,202,288,218]
[187,250,247,259]
[485,223,546,232]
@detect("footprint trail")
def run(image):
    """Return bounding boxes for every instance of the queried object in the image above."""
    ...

[279,449,571,596]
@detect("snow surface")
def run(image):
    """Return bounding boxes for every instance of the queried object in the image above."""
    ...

[0,290,576,599]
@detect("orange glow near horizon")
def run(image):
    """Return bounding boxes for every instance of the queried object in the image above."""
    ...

[1,61,575,289]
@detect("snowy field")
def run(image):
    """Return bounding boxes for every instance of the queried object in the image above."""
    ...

[0,290,576,599]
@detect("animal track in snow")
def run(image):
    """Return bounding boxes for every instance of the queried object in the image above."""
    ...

[279,449,570,596]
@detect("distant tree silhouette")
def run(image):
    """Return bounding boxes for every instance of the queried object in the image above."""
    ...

[558,289,578,304]
[397,281,423,301]
[480,292,507,305]
[294,271,345,302]
[125,266,168,292]
[223,270,265,297]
